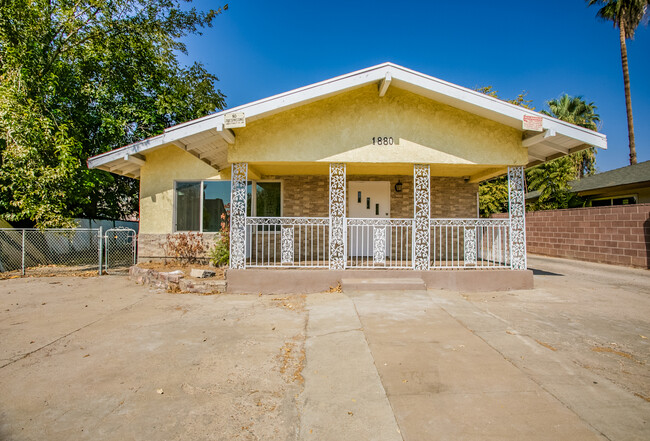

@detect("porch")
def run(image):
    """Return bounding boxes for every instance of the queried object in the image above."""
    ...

[229,162,527,273]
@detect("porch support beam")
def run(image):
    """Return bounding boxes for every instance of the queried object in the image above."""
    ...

[379,72,392,97]
[230,163,248,269]
[542,140,571,155]
[522,129,556,148]
[413,164,430,270]
[247,166,262,181]
[217,126,236,144]
[123,154,145,166]
[508,166,527,270]
[329,163,346,270]
[171,140,219,169]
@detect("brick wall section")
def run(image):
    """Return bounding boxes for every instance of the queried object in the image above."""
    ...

[494,204,650,268]
[278,175,478,218]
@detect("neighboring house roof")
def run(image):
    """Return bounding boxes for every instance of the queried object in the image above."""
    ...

[87,62,607,178]
[526,160,650,200]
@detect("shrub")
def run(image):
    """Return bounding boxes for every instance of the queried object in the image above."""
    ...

[209,213,229,267]
[161,232,205,265]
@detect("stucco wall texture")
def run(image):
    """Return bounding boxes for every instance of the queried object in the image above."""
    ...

[139,145,225,235]
[230,85,526,168]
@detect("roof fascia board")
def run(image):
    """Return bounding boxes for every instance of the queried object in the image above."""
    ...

[88,134,165,169]
[541,118,607,149]
[387,66,607,149]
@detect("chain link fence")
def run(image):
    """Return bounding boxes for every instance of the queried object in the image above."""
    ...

[0,227,136,277]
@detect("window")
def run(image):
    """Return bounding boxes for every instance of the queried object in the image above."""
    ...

[203,181,231,232]
[174,180,282,232]
[175,182,201,231]
[254,182,282,217]
[591,195,637,207]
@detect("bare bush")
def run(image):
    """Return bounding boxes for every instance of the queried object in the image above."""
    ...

[161,232,205,265]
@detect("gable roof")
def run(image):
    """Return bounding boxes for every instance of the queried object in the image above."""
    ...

[572,160,650,193]
[87,62,607,178]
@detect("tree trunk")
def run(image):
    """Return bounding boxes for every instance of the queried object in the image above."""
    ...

[619,17,637,165]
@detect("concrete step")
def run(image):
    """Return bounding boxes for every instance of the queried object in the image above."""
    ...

[341,277,426,292]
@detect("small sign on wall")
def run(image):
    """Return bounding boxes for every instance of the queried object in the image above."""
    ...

[522,115,543,132]
[224,112,246,129]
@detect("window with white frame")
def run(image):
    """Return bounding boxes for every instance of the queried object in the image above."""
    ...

[174,180,282,232]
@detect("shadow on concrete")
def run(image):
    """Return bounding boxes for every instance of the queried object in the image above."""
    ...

[530,267,564,277]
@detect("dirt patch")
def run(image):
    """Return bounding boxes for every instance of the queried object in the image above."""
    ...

[327,282,342,293]
[279,336,306,385]
[0,265,99,279]
[535,340,558,351]
[591,346,634,360]
[634,393,650,402]
[271,295,306,312]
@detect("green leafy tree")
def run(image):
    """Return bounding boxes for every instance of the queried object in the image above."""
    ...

[526,158,583,211]
[478,177,509,217]
[542,94,600,178]
[476,88,601,215]
[587,0,649,165]
[0,0,228,227]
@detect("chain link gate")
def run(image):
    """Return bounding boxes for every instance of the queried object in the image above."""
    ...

[103,227,137,274]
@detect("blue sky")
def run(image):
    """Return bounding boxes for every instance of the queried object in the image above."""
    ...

[180,0,650,172]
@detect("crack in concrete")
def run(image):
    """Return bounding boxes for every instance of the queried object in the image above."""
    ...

[433,294,614,441]
[0,296,147,370]
[307,328,363,339]
[349,294,405,441]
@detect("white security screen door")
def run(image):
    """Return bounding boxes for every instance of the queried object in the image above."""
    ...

[348,181,390,257]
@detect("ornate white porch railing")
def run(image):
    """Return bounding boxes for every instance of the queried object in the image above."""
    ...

[243,216,510,269]
[430,218,511,269]
[245,217,329,267]
[346,218,413,269]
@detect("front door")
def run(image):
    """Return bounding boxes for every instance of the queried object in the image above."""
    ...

[348,181,390,257]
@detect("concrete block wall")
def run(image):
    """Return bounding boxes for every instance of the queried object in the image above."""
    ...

[494,204,650,268]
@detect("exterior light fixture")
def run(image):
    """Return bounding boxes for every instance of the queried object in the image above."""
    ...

[394,180,403,193]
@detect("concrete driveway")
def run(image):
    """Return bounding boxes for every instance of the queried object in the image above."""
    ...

[1,256,649,440]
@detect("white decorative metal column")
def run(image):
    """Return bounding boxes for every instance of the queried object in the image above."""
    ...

[229,163,248,269]
[508,166,527,270]
[329,163,346,269]
[413,164,430,270]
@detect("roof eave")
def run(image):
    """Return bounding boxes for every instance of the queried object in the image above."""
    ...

[87,62,608,171]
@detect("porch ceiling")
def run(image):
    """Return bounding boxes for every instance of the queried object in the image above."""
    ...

[249,162,505,181]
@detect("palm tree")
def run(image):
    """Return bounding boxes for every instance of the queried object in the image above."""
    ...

[587,0,649,165]
[542,94,601,178]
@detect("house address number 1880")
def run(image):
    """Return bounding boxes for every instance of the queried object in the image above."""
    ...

[372,137,394,145]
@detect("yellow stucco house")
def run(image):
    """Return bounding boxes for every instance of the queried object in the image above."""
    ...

[88,63,607,292]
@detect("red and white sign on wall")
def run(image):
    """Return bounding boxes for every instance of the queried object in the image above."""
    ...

[522,115,543,132]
